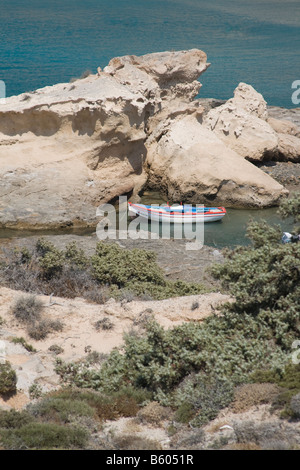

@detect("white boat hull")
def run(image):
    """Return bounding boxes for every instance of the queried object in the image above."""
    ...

[128,203,226,223]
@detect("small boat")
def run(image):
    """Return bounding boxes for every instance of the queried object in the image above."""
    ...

[128,202,226,223]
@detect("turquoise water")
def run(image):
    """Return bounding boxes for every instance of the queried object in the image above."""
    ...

[0,1,298,247]
[0,206,294,249]
[1,0,300,108]
[139,192,295,247]
[0,188,295,248]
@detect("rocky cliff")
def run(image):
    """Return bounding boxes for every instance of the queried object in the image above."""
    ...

[0,49,299,229]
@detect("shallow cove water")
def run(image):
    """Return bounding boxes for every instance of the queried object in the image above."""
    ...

[138,192,295,248]
[0,192,294,249]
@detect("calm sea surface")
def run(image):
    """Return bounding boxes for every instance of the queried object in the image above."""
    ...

[1,0,300,108]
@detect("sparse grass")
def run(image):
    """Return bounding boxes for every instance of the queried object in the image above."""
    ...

[232,421,295,449]
[290,393,300,419]
[85,351,107,366]
[228,442,262,451]
[28,396,96,424]
[43,386,150,423]
[170,428,205,450]
[10,337,37,353]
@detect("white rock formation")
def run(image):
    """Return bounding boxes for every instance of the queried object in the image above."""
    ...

[204,83,279,161]
[146,113,287,208]
[0,49,299,228]
[204,83,300,162]
[0,73,149,228]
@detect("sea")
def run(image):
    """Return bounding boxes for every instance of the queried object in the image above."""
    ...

[1,0,300,108]
[0,0,299,246]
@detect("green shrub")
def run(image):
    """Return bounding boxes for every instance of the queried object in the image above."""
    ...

[0,409,34,429]
[173,374,234,426]
[0,361,17,396]
[91,242,165,288]
[64,241,89,269]
[54,313,288,412]
[0,238,208,302]
[209,197,300,355]
[39,251,64,279]
[91,242,208,300]
[35,238,59,257]
[278,192,300,223]
[250,363,300,419]
[29,383,43,400]
[0,421,88,449]
[174,402,195,424]
[28,396,96,424]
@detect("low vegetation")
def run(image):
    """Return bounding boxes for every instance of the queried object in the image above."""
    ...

[51,194,300,432]
[0,194,299,449]
[10,294,64,341]
[0,239,209,303]
[0,361,17,397]
[0,386,151,449]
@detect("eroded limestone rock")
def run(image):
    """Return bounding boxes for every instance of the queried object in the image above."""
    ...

[0,50,298,228]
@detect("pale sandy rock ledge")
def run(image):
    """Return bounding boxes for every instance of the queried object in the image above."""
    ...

[0,49,299,229]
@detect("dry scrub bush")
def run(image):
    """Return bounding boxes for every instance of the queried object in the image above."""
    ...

[111,434,162,451]
[233,420,299,449]
[136,401,172,426]
[27,318,63,341]
[228,442,262,451]
[11,295,43,324]
[230,383,281,413]
[11,294,63,341]
[170,428,205,450]
[94,317,114,331]
[290,393,300,419]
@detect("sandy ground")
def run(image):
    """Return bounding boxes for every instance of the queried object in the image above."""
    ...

[0,285,230,409]
[1,285,300,450]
